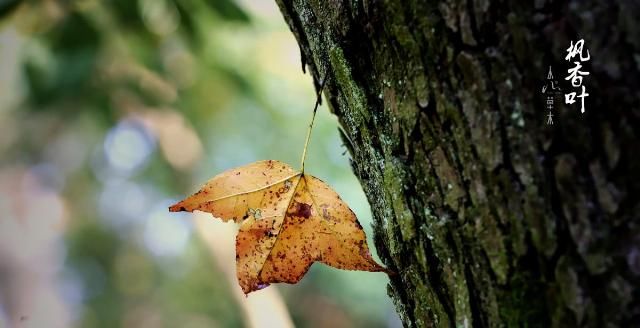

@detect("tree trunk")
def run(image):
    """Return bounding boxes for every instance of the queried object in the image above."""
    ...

[275,1,639,327]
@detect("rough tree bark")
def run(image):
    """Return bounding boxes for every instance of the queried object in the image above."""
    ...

[275,1,639,327]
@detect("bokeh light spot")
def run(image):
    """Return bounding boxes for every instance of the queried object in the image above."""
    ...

[103,120,155,176]
[143,201,191,258]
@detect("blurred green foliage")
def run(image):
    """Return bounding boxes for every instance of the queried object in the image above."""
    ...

[0,1,399,327]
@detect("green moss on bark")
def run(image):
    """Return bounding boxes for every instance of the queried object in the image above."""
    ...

[276,0,640,327]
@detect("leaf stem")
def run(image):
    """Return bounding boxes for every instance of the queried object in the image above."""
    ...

[300,80,325,173]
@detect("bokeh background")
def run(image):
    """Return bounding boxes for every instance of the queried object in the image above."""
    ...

[0,0,400,327]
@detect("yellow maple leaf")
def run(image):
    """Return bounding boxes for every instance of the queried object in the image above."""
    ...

[169,159,388,294]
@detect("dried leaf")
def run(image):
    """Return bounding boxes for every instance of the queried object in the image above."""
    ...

[169,160,388,294]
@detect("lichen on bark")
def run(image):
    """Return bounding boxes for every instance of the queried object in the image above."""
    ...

[276,0,640,327]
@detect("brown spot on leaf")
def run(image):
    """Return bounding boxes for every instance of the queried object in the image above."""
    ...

[290,201,312,218]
